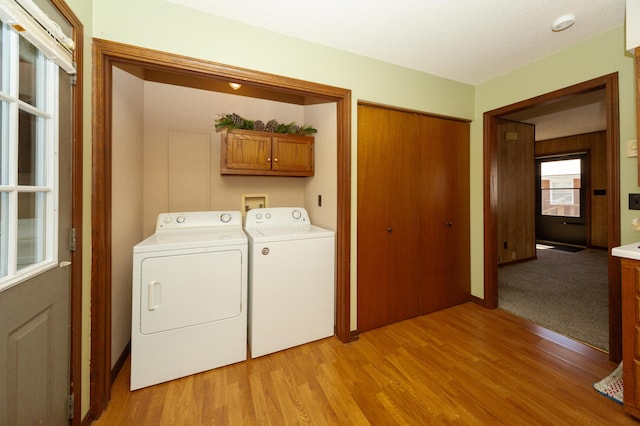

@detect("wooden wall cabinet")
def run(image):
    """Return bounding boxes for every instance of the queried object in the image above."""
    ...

[621,258,640,419]
[220,129,314,176]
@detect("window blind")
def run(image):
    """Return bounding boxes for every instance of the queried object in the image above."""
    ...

[0,0,75,73]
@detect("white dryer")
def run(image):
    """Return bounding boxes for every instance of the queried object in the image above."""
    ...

[244,207,335,358]
[131,211,247,390]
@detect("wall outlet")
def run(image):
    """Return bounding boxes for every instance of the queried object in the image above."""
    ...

[630,193,640,210]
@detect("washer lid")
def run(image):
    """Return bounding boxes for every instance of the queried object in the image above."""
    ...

[244,224,334,242]
[134,227,247,253]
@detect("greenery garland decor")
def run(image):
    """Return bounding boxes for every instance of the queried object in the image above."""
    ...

[215,113,317,136]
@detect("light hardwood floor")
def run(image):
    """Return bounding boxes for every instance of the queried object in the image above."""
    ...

[93,302,636,425]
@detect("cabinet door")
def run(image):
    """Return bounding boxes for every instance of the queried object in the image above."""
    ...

[419,116,470,314]
[621,259,640,412]
[224,132,271,171]
[272,136,314,175]
[357,105,422,332]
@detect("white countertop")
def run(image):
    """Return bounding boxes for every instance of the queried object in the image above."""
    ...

[612,242,640,260]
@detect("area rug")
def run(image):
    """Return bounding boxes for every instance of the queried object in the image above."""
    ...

[593,362,623,404]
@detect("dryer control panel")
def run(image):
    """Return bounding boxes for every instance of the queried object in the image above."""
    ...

[245,207,310,228]
[156,211,242,231]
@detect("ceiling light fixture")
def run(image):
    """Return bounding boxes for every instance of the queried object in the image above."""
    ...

[229,82,242,90]
[551,14,576,32]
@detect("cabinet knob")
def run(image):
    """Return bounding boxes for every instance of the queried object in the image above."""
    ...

[386,227,393,233]
[274,158,279,162]
[267,157,271,162]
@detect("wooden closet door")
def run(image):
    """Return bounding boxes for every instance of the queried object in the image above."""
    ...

[419,116,470,314]
[357,105,422,332]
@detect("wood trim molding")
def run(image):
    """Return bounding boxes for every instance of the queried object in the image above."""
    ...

[90,40,113,419]
[604,74,621,361]
[637,49,640,186]
[335,92,353,344]
[482,112,499,309]
[90,38,352,419]
[482,73,621,361]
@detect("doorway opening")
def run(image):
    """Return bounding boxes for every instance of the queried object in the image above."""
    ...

[483,73,620,362]
[90,38,352,420]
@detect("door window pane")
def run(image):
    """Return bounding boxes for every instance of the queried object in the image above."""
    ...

[0,101,6,185]
[0,24,4,92]
[540,159,581,218]
[0,19,59,289]
[17,191,45,270]
[0,192,7,278]
[18,110,44,186]
[19,37,39,107]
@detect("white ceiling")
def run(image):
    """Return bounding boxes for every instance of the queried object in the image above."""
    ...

[167,0,626,85]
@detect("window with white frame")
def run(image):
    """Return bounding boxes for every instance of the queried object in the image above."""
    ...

[0,0,75,290]
[539,158,581,218]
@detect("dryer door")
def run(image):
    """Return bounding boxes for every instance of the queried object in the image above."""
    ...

[139,249,243,334]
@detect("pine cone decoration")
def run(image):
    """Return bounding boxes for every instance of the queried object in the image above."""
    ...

[265,119,279,133]
[289,124,300,135]
[253,120,265,132]
[230,113,244,127]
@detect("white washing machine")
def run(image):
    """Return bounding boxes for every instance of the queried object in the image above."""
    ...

[244,207,335,358]
[131,211,247,390]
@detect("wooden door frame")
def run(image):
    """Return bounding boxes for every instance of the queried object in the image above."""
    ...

[90,38,352,419]
[483,73,621,361]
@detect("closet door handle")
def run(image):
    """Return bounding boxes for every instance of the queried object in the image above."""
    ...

[446,222,453,227]
[386,227,393,233]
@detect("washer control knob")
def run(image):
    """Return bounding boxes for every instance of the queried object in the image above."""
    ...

[292,209,302,220]
[265,213,271,219]
[220,213,232,223]
[176,216,185,224]
[163,216,172,224]
[256,214,262,220]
